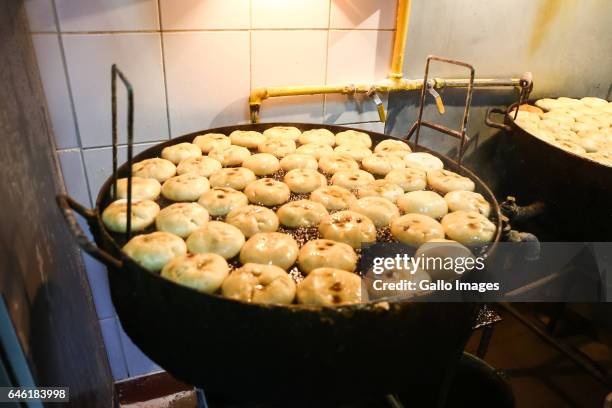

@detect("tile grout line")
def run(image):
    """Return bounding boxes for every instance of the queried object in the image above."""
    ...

[157,0,172,140]
[81,140,163,151]
[32,28,395,35]
[49,0,96,208]
[112,316,132,379]
[98,316,129,380]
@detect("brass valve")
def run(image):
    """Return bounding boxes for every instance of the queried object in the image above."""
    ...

[426,80,445,114]
[367,88,386,123]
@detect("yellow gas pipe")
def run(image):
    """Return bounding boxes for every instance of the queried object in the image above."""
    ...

[389,0,411,80]
[248,0,523,123]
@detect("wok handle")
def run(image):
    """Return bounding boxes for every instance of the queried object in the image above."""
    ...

[57,194,122,269]
[485,108,512,131]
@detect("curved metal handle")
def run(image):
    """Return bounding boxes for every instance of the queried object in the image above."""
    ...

[57,194,122,269]
[485,108,512,131]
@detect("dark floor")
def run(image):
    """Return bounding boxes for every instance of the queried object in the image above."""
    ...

[465,304,611,408]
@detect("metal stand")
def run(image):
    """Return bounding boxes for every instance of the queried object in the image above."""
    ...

[111,64,135,240]
[406,55,475,166]
[499,302,612,389]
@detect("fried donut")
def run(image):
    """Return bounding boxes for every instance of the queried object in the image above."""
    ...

[186,221,245,259]
[390,214,444,246]
[298,239,357,274]
[239,232,299,270]
[318,210,376,249]
[132,158,176,182]
[155,202,209,238]
[296,268,361,306]
[226,205,279,237]
[161,174,210,202]
[441,210,496,246]
[244,178,291,206]
[396,190,448,219]
[221,263,296,304]
[197,186,248,216]
[123,231,186,272]
[161,142,202,164]
[161,253,229,294]
[102,199,159,233]
[310,186,356,210]
[426,169,475,194]
[277,199,328,228]
[115,177,161,201]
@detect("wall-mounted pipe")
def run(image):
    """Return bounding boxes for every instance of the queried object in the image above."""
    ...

[247,0,526,123]
[389,0,411,80]
[249,77,523,123]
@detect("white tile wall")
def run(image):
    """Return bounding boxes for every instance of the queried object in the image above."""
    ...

[25,0,57,32]
[63,33,169,148]
[27,0,398,381]
[160,0,250,30]
[330,0,397,29]
[252,30,328,121]
[325,29,393,124]
[327,30,394,82]
[82,142,160,204]
[32,34,79,149]
[251,0,330,29]
[55,0,159,32]
[164,31,250,136]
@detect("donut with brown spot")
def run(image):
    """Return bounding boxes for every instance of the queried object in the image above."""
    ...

[161,174,210,202]
[390,213,445,246]
[208,167,256,191]
[197,186,248,216]
[155,202,209,238]
[426,169,475,194]
[331,169,375,190]
[239,232,299,270]
[310,185,356,210]
[277,199,329,228]
[161,142,202,164]
[298,239,358,274]
[161,253,228,294]
[103,199,160,233]
[122,231,186,272]
[132,158,176,182]
[221,263,296,305]
[244,178,291,206]
[444,191,491,217]
[296,267,361,306]
[441,210,496,246]
[318,210,376,249]
[192,133,230,153]
[186,221,245,259]
[284,169,327,193]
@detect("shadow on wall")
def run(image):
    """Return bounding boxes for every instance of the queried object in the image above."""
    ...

[333,0,397,28]
[209,96,250,128]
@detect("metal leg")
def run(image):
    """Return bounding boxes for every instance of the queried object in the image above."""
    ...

[385,394,406,408]
[477,325,495,359]
[500,302,612,389]
[195,388,208,408]
[546,303,566,334]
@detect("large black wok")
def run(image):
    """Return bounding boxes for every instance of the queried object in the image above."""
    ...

[58,123,502,404]
[486,101,612,241]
